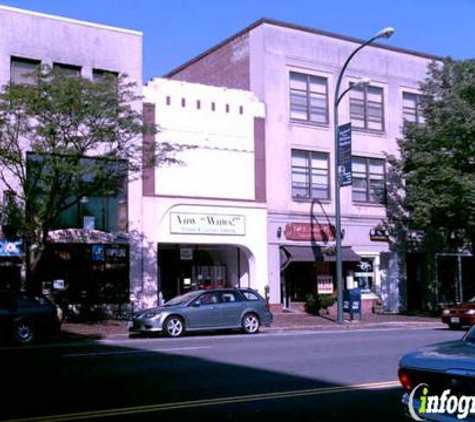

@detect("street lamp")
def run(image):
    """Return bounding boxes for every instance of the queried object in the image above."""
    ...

[334,27,395,324]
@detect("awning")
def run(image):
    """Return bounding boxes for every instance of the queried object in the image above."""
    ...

[280,245,361,269]
[48,229,129,244]
[323,247,361,262]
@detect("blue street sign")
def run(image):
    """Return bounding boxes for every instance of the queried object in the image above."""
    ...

[338,123,352,187]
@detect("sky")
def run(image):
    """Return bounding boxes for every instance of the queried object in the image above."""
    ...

[1,0,474,82]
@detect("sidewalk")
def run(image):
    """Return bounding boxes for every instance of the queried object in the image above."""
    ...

[59,310,445,342]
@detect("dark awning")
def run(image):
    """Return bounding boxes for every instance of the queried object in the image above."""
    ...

[323,247,361,262]
[280,245,360,268]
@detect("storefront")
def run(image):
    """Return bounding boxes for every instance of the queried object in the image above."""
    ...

[39,229,129,312]
[138,201,268,309]
[268,218,396,312]
[275,222,361,307]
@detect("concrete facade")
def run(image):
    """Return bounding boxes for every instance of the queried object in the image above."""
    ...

[0,6,143,304]
[167,19,439,311]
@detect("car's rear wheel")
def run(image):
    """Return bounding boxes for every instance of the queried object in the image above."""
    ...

[13,320,35,345]
[242,313,260,334]
[164,316,184,337]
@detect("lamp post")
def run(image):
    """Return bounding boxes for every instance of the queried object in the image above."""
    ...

[334,27,395,324]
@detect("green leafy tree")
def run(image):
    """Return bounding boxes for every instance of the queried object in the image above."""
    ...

[390,58,475,253]
[0,66,177,291]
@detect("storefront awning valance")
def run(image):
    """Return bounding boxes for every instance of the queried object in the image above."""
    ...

[48,229,129,244]
[280,245,361,269]
[323,247,361,262]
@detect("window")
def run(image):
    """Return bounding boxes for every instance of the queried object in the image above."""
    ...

[352,157,385,204]
[26,153,128,232]
[53,63,81,77]
[197,292,220,305]
[290,72,328,124]
[354,258,375,291]
[349,84,384,131]
[92,69,118,82]
[220,292,241,303]
[240,290,261,301]
[403,92,425,125]
[291,150,330,200]
[10,57,40,85]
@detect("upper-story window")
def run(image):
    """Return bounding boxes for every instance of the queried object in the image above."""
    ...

[289,72,329,124]
[26,153,128,232]
[53,63,81,77]
[10,57,40,85]
[352,157,385,204]
[403,92,425,125]
[92,69,119,83]
[291,149,330,200]
[349,84,384,132]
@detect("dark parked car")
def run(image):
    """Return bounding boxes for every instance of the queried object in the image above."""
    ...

[398,325,475,421]
[442,296,475,329]
[129,287,273,337]
[0,291,61,345]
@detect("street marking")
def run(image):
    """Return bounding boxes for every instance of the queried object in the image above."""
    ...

[4,380,401,421]
[64,346,211,357]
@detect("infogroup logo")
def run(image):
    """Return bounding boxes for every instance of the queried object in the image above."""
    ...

[409,383,475,421]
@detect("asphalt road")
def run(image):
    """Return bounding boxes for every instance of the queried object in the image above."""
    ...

[0,327,463,422]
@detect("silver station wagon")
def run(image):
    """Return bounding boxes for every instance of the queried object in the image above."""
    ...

[128,288,273,337]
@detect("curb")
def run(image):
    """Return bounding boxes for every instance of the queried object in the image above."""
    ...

[58,320,446,342]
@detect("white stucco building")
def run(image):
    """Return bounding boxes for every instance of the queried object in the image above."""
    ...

[139,78,267,308]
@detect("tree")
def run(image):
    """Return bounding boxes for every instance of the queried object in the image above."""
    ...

[390,58,475,253]
[0,66,173,292]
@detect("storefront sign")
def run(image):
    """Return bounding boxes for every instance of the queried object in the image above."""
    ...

[284,223,335,241]
[317,275,334,294]
[370,227,389,241]
[0,239,22,257]
[180,247,193,260]
[92,245,105,261]
[170,213,245,236]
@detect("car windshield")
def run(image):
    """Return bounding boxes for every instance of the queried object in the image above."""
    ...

[164,291,201,307]
[464,325,475,344]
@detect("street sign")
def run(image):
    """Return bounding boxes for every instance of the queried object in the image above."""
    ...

[337,123,352,186]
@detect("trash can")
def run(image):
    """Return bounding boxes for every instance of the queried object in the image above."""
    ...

[343,288,361,320]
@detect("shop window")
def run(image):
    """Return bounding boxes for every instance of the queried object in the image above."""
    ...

[354,258,375,291]
[26,153,128,232]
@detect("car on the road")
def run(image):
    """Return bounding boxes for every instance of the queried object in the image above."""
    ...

[128,287,273,337]
[441,297,475,329]
[0,290,62,345]
[398,325,475,421]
